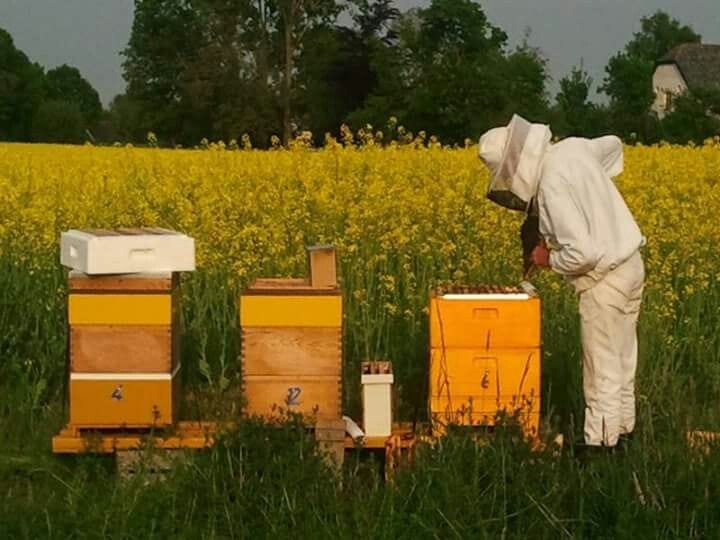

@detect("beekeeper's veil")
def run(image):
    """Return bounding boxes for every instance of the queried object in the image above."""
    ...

[478,115,552,212]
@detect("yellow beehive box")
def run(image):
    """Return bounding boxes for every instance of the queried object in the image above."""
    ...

[240,275,343,420]
[430,286,540,349]
[429,286,542,437]
[69,367,180,428]
[430,348,540,434]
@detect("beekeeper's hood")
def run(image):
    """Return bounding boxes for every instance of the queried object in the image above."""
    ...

[478,114,552,212]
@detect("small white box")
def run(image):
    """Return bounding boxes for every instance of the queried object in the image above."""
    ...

[60,228,196,275]
[361,365,394,438]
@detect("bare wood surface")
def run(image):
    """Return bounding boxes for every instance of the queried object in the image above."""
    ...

[243,375,341,419]
[242,327,341,376]
[71,326,172,372]
[69,273,174,292]
[308,247,337,289]
[243,277,340,296]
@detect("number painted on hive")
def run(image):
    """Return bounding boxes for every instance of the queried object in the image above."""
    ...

[286,386,302,406]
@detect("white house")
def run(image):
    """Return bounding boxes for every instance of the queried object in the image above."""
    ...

[652,43,720,118]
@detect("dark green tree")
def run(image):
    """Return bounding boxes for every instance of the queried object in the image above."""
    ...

[45,65,102,126]
[349,0,548,144]
[297,0,400,141]
[0,28,46,141]
[31,99,85,143]
[122,0,205,144]
[661,88,720,144]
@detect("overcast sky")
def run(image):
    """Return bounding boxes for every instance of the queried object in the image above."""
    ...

[1,0,719,106]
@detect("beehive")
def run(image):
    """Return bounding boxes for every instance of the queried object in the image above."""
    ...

[429,285,541,437]
[240,247,342,420]
[67,272,181,428]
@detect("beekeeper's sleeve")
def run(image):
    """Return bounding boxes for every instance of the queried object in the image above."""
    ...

[589,136,624,178]
[539,177,601,276]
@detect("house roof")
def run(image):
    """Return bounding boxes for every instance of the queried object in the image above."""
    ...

[657,43,720,90]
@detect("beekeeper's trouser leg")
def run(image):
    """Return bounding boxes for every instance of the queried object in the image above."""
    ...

[580,251,645,447]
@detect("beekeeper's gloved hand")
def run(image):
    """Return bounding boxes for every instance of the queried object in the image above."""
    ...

[531,241,550,268]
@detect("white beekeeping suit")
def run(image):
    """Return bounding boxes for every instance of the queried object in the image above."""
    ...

[478,115,646,448]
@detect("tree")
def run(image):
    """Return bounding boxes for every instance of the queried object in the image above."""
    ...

[0,28,46,141]
[661,88,720,144]
[277,0,340,143]
[297,0,400,141]
[45,65,102,126]
[603,10,700,140]
[350,0,548,144]
[122,0,205,144]
[31,100,85,144]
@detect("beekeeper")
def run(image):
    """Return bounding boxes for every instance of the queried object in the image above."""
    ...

[478,114,645,451]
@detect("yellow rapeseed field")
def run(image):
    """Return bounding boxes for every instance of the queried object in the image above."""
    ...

[0,137,719,398]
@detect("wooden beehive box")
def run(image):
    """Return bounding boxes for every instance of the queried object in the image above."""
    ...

[67,272,182,428]
[240,248,342,421]
[429,285,541,437]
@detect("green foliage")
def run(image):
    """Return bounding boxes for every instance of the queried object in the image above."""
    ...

[45,65,102,126]
[0,28,46,141]
[350,1,548,144]
[0,27,103,144]
[661,88,720,144]
[553,64,611,138]
[31,99,86,144]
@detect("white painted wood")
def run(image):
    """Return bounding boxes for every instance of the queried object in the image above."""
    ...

[61,229,195,274]
[362,373,394,437]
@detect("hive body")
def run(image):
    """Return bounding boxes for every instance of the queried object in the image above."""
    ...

[429,286,541,437]
[67,272,181,428]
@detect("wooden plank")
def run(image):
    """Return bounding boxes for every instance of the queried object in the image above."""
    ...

[430,296,541,349]
[243,375,341,419]
[69,272,173,292]
[69,294,172,325]
[69,375,178,428]
[51,421,224,454]
[242,327,341,376]
[240,295,342,327]
[307,246,337,289]
[71,326,172,373]
[243,278,340,296]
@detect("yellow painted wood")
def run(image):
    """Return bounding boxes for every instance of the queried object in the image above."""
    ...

[70,376,176,427]
[240,295,342,327]
[430,296,541,349]
[429,348,541,437]
[430,348,540,398]
[69,294,172,325]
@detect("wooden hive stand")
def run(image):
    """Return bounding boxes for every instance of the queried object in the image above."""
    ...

[429,285,542,440]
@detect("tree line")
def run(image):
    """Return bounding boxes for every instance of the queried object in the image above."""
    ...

[1,1,718,147]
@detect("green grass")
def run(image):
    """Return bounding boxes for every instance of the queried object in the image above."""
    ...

[1,250,720,539]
